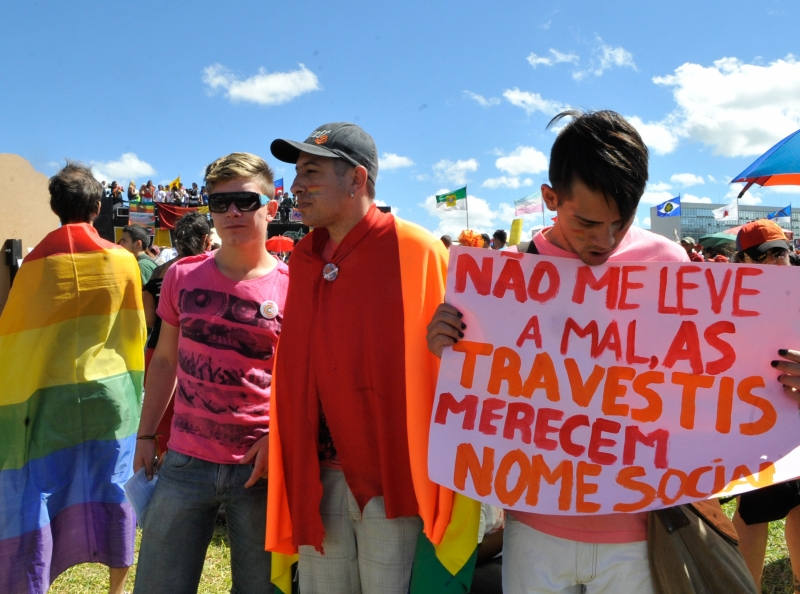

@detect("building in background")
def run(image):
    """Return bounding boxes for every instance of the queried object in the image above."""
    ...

[650,201,798,245]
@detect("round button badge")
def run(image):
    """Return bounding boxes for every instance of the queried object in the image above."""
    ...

[322,262,339,282]
[260,300,279,319]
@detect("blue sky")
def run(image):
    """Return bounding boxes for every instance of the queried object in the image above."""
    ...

[4,0,800,240]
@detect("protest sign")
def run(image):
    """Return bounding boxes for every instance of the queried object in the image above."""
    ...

[429,246,800,515]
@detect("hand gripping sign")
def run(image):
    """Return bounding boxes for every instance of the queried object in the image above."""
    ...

[428,247,800,515]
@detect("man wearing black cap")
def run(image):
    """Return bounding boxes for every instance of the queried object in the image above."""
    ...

[267,123,475,593]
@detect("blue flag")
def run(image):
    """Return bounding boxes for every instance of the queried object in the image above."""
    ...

[274,178,284,197]
[656,196,681,217]
[767,204,791,222]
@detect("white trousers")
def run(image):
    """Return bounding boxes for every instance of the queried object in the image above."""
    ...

[503,516,655,594]
[298,467,422,594]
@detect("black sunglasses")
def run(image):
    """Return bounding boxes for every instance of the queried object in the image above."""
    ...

[207,192,269,213]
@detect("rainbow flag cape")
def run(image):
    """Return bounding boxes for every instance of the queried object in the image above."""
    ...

[0,223,146,593]
[267,210,479,592]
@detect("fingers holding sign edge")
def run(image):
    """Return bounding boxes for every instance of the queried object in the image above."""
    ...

[427,303,466,358]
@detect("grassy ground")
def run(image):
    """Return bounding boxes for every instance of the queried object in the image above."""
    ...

[50,509,795,593]
[762,518,794,593]
[50,525,233,593]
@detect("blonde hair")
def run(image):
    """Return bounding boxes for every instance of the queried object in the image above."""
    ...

[204,152,274,196]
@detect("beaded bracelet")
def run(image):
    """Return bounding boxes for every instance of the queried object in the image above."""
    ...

[136,434,158,440]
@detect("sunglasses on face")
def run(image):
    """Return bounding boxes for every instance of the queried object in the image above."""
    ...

[755,247,789,262]
[207,192,269,213]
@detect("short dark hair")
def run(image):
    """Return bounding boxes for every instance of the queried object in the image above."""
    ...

[123,225,149,250]
[174,212,210,257]
[49,162,103,224]
[547,110,648,224]
[493,229,507,243]
[332,158,376,200]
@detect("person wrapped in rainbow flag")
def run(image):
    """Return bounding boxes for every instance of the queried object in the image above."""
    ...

[0,163,145,594]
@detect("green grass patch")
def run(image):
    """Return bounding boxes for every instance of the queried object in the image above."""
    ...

[50,525,233,593]
[51,505,796,593]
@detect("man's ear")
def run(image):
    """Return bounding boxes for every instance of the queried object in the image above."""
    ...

[352,165,368,195]
[541,184,560,211]
[89,199,102,221]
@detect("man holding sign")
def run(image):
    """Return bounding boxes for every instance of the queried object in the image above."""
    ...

[427,110,800,593]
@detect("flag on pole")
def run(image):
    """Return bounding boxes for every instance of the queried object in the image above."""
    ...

[656,196,681,217]
[435,187,467,210]
[712,200,738,222]
[168,175,181,190]
[514,193,543,215]
[274,178,284,197]
[767,204,791,226]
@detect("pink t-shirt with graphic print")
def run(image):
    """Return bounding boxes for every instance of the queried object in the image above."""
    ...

[158,252,289,464]
[513,225,689,543]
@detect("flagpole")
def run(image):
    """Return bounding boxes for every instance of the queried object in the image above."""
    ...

[736,194,740,227]
[465,189,470,229]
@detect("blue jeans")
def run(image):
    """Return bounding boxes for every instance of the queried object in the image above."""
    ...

[133,451,271,594]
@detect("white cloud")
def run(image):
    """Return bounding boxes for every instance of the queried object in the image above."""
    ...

[495,145,549,176]
[626,116,679,155]
[433,158,478,186]
[647,181,672,192]
[380,153,413,170]
[640,216,652,229]
[526,49,579,68]
[573,38,636,80]
[503,88,566,116]
[739,193,762,205]
[91,153,155,183]
[717,184,762,205]
[482,176,534,189]
[670,173,705,186]
[463,90,501,107]
[681,193,712,203]
[653,55,800,157]
[202,63,319,106]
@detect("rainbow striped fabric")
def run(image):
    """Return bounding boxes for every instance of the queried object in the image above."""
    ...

[267,210,480,592]
[0,223,145,593]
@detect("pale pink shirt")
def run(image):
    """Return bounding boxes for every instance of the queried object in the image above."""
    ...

[513,225,688,543]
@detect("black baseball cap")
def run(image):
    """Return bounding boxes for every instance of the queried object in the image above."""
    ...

[270,122,378,184]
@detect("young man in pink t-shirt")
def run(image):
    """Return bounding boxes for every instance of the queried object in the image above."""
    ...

[428,110,687,593]
[133,152,287,593]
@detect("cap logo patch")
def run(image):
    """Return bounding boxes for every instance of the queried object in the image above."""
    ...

[309,129,332,145]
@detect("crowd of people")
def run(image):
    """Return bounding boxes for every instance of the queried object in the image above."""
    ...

[3,113,800,594]
[102,179,209,207]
